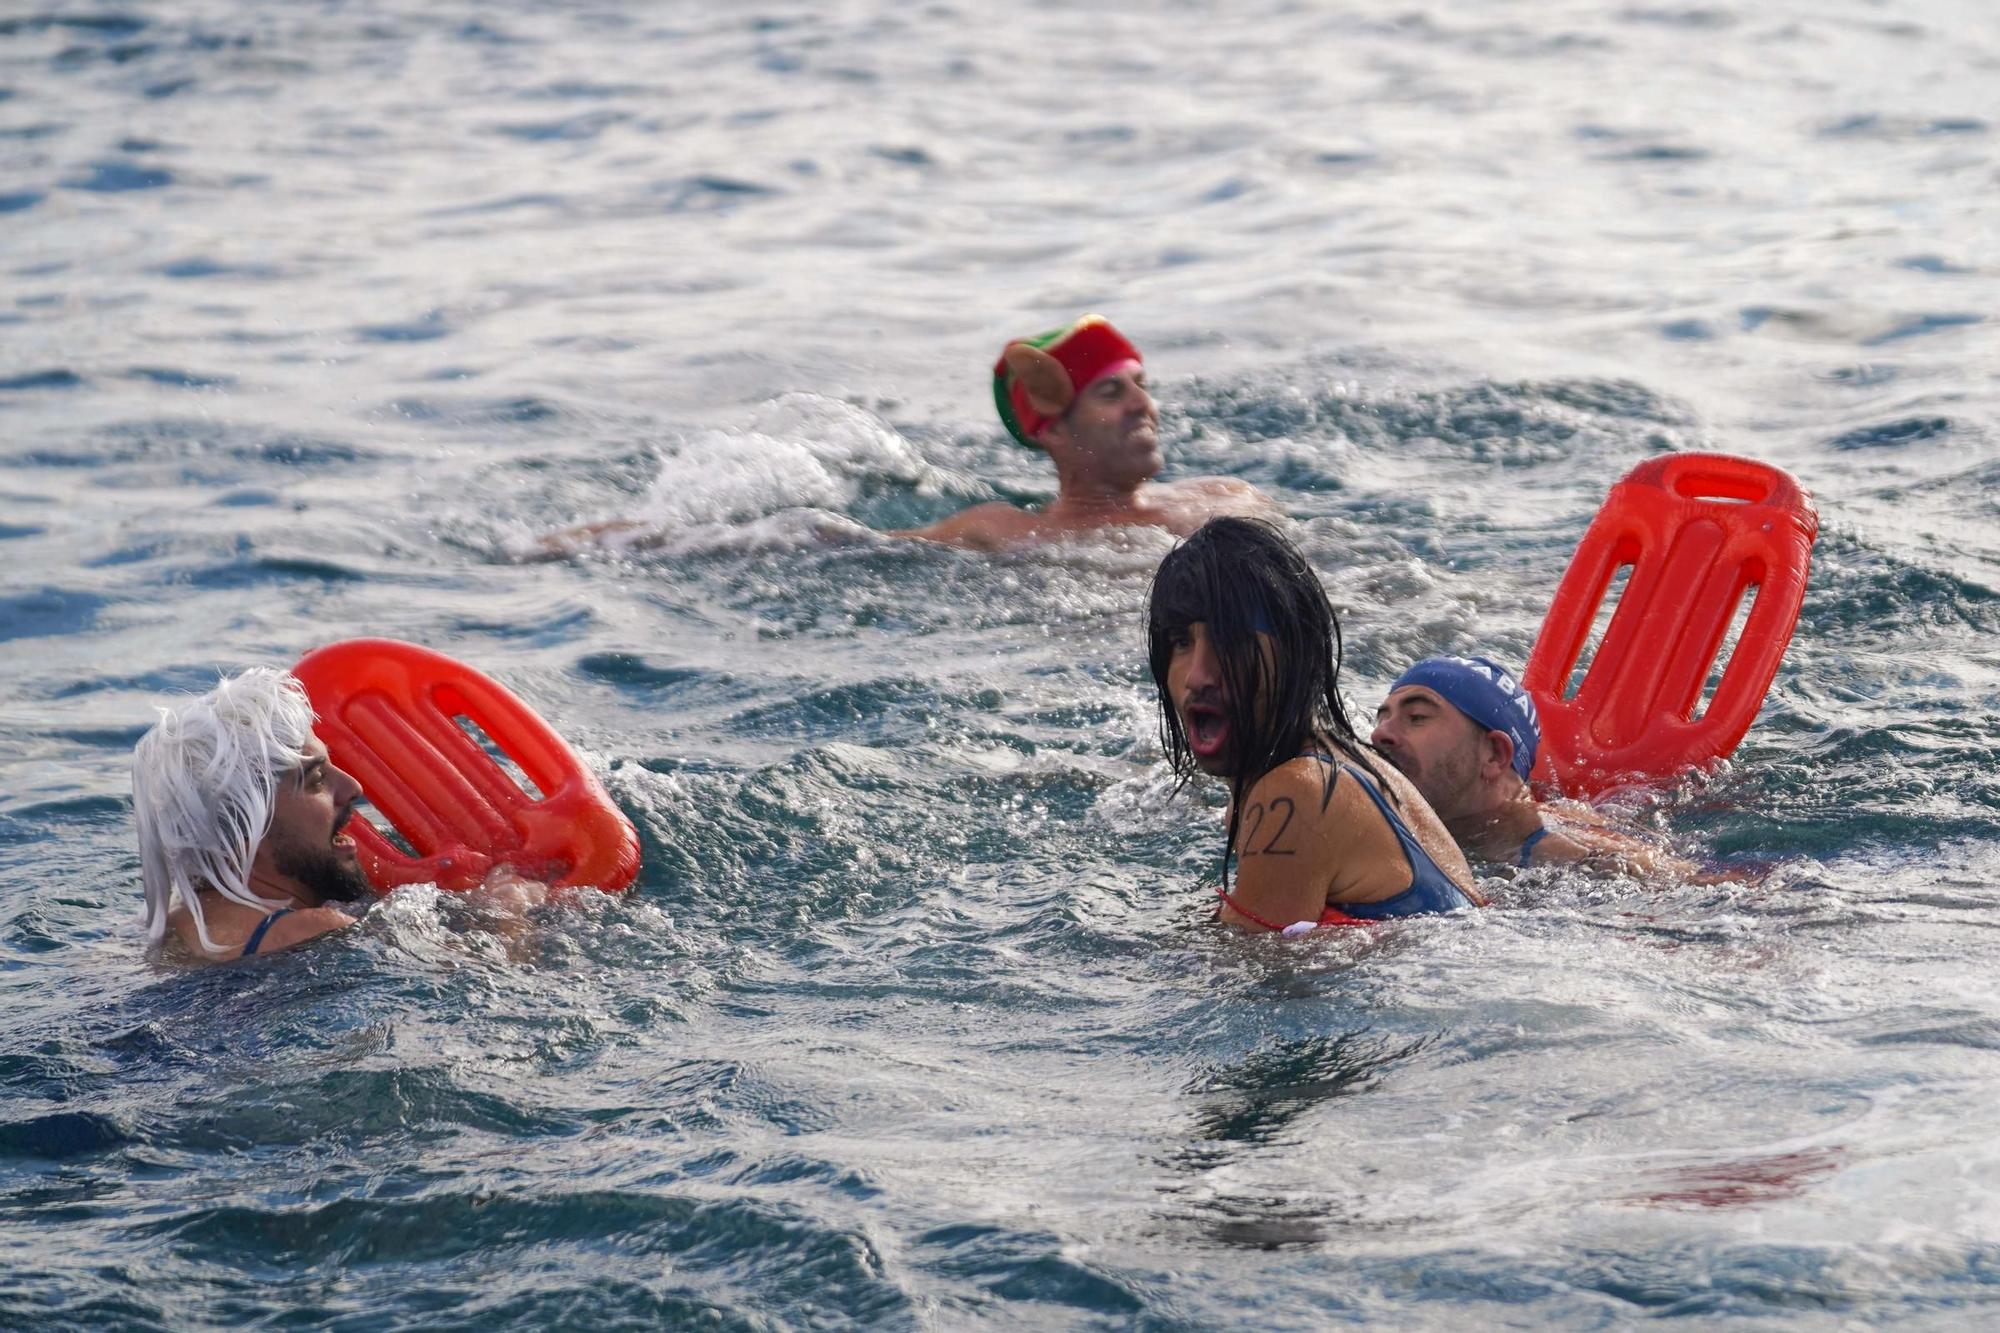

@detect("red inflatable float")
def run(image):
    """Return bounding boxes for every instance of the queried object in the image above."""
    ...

[1522,453,1818,798]
[292,639,640,894]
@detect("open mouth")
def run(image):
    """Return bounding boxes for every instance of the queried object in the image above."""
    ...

[1183,702,1230,760]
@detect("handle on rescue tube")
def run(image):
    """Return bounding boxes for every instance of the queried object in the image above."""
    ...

[292,639,641,894]
[1521,453,1818,798]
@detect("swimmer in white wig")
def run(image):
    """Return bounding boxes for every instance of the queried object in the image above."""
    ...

[134,668,366,960]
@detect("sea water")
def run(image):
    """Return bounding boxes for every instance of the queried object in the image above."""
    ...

[3,1,1998,1326]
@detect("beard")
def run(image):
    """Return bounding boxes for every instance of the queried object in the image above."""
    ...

[1389,743,1482,822]
[273,838,371,906]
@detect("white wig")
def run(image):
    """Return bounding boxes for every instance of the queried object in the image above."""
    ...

[133,667,317,953]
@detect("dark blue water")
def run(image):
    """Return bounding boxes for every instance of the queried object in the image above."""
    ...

[4,2,1998,1326]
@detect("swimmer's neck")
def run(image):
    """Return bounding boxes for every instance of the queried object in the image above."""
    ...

[1045,476,1154,517]
[238,869,331,912]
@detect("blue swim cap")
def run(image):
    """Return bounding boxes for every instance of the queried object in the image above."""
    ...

[1388,655,1541,781]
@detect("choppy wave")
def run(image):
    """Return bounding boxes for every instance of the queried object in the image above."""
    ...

[3,0,1999,1326]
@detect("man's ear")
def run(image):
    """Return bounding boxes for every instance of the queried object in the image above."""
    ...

[1003,343,1074,419]
[1484,729,1516,780]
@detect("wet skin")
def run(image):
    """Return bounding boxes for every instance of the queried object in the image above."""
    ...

[894,366,1278,551]
[1046,364,1163,494]
[1372,683,1696,875]
[538,365,1278,555]
[166,736,365,960]
[1164,619,1266,777]
[253,735,370,905]
[1163,620,1479,930]
[1371,684,1486,820]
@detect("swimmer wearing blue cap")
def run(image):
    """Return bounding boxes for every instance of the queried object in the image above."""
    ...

[1372,656,1675,871]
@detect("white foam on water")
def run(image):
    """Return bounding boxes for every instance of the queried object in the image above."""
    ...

[502,393,997,559]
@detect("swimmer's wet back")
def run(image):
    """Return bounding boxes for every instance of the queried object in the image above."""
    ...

[1523,453,1818,797]
[293,638,640,893]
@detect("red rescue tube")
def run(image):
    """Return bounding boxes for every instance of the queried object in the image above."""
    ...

[1522,453,1818,798]
[293,639,641,893]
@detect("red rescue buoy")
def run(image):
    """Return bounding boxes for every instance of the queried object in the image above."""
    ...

[1522,453,1818,798]
[292,639,640,893]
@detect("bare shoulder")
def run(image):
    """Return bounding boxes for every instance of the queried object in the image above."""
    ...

[1241,756,1337,807]
[1178,475,1259,497]
[1168,476,1281,513]
[892,502,1033,551]
[1269,753,1408,846]
[258,906,357,954]
[1220,759,1345,932]
[1232,759,1343,854]
[1308,753,1480,898]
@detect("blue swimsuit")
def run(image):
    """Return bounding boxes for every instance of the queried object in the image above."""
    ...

[1319,761,1482,919]
[1217,755,1482,929]
[240,908,293,957]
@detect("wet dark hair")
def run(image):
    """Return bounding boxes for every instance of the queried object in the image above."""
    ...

[1147,518,1393,884]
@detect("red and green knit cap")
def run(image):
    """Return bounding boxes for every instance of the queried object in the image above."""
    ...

[991,314,1143,448]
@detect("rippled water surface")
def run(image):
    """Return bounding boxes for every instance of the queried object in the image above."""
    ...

[4,1,1999,1327]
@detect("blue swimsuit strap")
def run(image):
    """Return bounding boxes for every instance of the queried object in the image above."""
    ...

[240,908,294,958]
[1334,763,1441,885]
[1518,825,1550,868]
[1311,757,1477,913]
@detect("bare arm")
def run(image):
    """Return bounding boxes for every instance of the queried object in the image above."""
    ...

[1215,763,1344,932]
[527,518,666,560]
[1530,817,1701,880]
[889,502,1029,551]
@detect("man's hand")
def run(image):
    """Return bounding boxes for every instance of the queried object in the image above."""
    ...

[470,865,550,915]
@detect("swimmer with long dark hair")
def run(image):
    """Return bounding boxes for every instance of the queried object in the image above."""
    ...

[1147,518,1485,932]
